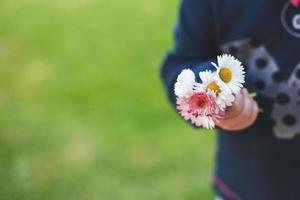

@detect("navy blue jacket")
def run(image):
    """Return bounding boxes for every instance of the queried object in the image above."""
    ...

[161,0,300,199]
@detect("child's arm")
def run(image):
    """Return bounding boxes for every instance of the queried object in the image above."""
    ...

[161,0,217,105]
[161,0,258,131]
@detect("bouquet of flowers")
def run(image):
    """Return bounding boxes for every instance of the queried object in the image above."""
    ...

[175,54,245,129]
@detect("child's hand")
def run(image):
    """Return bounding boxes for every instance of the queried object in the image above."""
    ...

[217,89,259,131]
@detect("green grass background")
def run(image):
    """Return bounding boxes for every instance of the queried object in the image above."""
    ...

[0,0,216,199]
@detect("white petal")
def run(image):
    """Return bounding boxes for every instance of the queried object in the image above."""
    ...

[174,69,196,97]
[199,70,215,83]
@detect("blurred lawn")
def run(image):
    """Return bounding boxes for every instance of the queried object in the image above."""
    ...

[0,0,216,199]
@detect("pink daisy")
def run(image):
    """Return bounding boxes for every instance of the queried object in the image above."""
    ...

[176,91,225,129]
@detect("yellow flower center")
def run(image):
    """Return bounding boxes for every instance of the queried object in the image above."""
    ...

[219,67,232,83]
[206,81,221,95]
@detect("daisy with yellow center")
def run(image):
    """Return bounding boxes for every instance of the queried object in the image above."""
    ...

[212,54,245,95]
[206,81,221,95]
[197,70,234,109]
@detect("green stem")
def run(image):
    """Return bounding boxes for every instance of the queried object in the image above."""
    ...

[250,92,257,98]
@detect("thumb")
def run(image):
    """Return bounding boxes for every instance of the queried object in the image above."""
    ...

[224,89,245,119]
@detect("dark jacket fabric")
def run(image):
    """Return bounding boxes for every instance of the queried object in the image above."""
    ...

[161,0,300,199]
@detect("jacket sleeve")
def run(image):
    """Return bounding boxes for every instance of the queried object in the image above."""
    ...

[161,0,219,106]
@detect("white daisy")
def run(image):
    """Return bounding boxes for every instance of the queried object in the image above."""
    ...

[199,70,215,83]
[212,54,245,94]
[198,70,234,109]
[174,69,196,97]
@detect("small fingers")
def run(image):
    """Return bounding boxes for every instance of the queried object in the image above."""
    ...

[221,92,252,129]
[227,99,258,130]
[246,100,259,127]
[224,90,245,119]
[218,93,259,131]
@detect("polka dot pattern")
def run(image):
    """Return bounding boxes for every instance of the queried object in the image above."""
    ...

[220,38,300,139]
[276,93,290,105]
[256,58,267,69]
[283,115,297,126]
[272,72,285,83]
